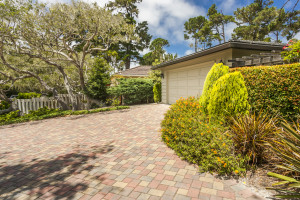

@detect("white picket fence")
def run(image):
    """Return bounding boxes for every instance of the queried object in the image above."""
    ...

[11,94,102,115]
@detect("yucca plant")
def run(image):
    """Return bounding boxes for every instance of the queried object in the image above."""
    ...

[228,111,279,164]
[267,121,300,199]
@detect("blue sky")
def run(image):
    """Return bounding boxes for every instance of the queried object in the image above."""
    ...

[40,0,299,65]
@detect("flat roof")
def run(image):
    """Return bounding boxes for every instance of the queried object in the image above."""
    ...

[152,40,285,69]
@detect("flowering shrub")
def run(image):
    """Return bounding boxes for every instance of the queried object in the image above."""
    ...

[230,63,300,121]
[282,39,300,63]
[161,97,247,175]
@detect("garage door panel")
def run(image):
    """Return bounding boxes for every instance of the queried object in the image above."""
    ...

[167,61,214,104]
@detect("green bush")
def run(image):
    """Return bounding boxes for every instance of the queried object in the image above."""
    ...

[230,63,300,121]
[0,110,20,123]
[200,63,229,113]
[108,78,154,105]
[85,58,111,101]
[153,82,161,103]
[161,97,246,175]
[208,71,250,117]
[17,92,41,99]
[0,101,10,110]
[0,106,130,126]
[282,39,300,63]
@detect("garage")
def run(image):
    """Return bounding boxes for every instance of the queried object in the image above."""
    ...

[154,40,285,104]
[167,61,214,104]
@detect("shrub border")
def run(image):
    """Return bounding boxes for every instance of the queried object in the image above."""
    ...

[0,106,130,126]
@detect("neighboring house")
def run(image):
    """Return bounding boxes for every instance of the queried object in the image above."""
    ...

[111,65,152,85]
[152,40,285,104]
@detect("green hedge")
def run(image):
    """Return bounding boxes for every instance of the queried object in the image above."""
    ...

[153,82,161,103]
[0,106,130,126]
[108,78,154,105]
[230,63,300,120]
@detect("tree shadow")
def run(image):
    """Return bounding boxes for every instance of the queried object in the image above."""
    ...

[0,144,114,200]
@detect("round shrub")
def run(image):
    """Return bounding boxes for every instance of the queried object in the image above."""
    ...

[208,71,250,117]
[161,97,246,175]
[153,82,161,103]
[200,63,229,113]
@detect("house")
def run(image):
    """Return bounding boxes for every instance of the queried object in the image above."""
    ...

[116,65,152,77]
[152,40,285,104]
[111,65,152,86]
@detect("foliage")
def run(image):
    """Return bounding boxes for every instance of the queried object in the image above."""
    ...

[161,97,246,175]
[0,0,135,110]
[153,82,161,103]
[85,58,112,102]
[267,122,300,199]
[106,97,121,107]
[108,78,154,105]
[208,72,250,117]
[200,63,229,114]
[184,16,208,52]
[0,101,10,110]
[106,0,152,69]
[230,63,300,121]
[282,39,300,63]
[207,4,235,44]
[17,92,41,99]
[0,110,19,123]
[148,70,161,83]
[228,111,279,165]
[140,38,177,65]
[0,106,129,126]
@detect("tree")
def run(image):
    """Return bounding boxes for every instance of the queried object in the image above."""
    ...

[207,4,235,44]
[107,0,152,69]
[140,38,177,66]
[0,0,135,110]
[232,0,278,41]
[85,58,111,102]
[281,10,300,40]
[184,16,207,52]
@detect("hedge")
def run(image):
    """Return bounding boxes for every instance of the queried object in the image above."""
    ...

[230,63,300,121]
[108,78,154,105]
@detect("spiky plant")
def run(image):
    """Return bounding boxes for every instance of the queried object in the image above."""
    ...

[267,121,300,199]
[228,111,279,164]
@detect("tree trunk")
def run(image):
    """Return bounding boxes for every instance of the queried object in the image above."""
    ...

[222,24,226,43]
[195,38,198,52]
[125,57,131,69]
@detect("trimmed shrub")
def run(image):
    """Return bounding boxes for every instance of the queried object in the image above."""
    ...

[153,82,161,103]
[108,78,154,105]
[230,63,300,121]
[208,71,250,116]
[161,97,247,175]
[17,92,41,99]
[200,63,229,113]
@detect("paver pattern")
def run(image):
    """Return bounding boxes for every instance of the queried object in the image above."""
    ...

[0,104,267,200]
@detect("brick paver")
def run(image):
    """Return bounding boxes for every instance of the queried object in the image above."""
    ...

[0,104,269,199]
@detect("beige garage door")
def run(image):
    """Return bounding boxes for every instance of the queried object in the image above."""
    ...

[168,61,214,104]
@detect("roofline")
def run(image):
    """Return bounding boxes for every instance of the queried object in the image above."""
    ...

[152,40,285,69]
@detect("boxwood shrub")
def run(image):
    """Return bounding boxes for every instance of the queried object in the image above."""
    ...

[161,97,247,175]
[230,63,300,121]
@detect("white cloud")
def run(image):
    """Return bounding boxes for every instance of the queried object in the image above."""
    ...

[137,0,206,44]
[184,49,194,55]
[224,22,237,41]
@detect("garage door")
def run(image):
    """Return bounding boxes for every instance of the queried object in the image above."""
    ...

[168,61,214,104]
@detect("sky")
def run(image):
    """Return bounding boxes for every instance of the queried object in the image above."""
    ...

[40,0,299,66]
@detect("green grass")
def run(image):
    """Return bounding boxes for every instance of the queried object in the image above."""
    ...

[0,106,130,126]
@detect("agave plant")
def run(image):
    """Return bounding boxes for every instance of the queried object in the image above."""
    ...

[267,122,300,199]
[228,111,279,164]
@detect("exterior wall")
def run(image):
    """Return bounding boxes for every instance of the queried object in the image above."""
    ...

[232,48,271,59]
[161,48,233,104]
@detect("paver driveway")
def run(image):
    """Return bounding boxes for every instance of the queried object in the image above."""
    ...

[0,104,268,200]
